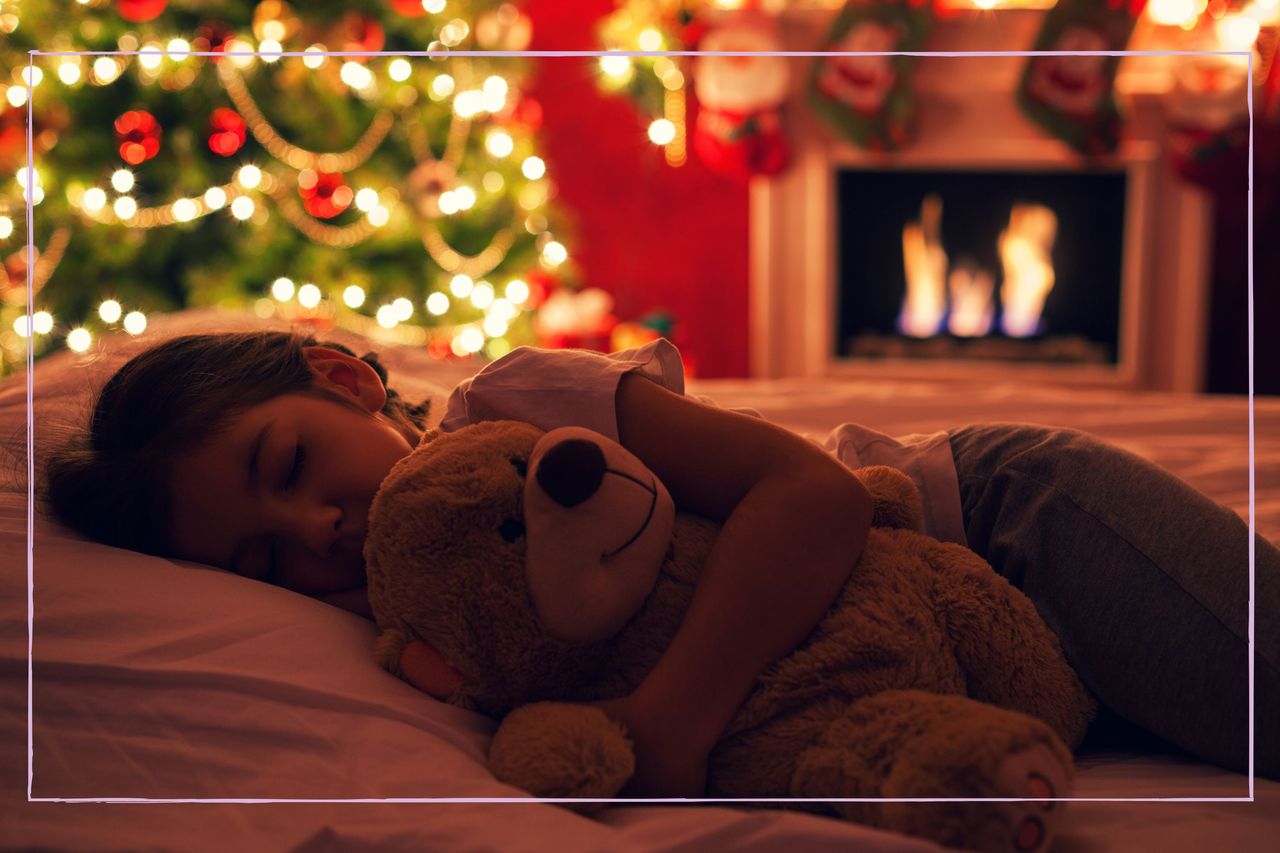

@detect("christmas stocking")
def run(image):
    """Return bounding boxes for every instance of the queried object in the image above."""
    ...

[806,0,933,152]
[692,18,791,181]
[1017,0,1146,156]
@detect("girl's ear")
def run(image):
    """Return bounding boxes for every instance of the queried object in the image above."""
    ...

[302,346,388,413]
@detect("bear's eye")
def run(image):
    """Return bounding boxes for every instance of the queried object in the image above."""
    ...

[499,517,525,542]
[509,457,527,478]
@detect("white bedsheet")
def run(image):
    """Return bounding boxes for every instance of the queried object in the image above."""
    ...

[2,308,1276,851]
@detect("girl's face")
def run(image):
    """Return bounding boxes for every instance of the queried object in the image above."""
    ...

[166,348,419,615]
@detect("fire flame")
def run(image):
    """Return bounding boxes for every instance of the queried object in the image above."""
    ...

[899,198,1057,339]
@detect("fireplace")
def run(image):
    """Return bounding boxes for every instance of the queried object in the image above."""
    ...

[748,9,1217,391]
[835,167,1127,367]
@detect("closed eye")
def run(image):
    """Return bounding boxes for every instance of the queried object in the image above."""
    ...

[284,443,305,490]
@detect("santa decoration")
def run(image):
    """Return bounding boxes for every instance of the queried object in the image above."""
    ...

[692,20,790,181]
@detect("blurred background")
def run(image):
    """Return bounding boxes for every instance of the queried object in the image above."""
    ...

[1,0,1276,391]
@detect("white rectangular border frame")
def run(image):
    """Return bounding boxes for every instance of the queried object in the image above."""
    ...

[24,47,1257,805]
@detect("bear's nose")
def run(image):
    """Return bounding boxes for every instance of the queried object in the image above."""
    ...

[536,438,606,508]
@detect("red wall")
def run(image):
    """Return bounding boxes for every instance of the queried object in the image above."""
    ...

[524,0,750,378]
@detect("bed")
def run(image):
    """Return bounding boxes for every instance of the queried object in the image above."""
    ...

[2,307,1276,851]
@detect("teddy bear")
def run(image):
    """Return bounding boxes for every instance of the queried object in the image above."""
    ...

[364,420,1097,853]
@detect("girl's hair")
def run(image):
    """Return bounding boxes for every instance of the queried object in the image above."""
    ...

[42,330,431,558]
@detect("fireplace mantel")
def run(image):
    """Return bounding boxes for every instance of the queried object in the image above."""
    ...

[748,9,1219,391]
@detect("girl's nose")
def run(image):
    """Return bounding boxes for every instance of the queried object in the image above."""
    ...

[281,502,343,558]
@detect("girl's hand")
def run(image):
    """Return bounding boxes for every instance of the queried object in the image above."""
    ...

[588,695,709,799]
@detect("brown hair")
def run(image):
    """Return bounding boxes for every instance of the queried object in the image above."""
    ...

[42,330,431,558]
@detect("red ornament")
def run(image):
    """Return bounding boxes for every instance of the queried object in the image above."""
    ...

[193,21,235,59]
[341,13,386,58]
[297,169,353,219]
[208,109,247,157]
[391,0,428,17]
[116,0,167,23]
[497,95,543,133]
[114,110,161,165]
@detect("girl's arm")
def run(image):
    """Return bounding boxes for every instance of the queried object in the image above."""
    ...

[599,372,873,796]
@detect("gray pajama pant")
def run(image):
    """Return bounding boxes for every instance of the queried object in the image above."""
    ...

[949,423,1279,779]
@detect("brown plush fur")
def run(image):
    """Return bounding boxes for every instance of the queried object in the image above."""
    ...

[365,420,1097,852]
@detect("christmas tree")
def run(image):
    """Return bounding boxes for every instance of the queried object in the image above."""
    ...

[0,0,574,374]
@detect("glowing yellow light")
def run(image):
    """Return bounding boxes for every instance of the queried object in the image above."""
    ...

[471,282,495,310]
[424,0,446,13]
[600,53,633,77]
[453,186,476,210]
[236,165,262,189]
[1148,0,1203,25]
[231,196,256,220]
[271,277,296,301]
[123,311,147,335]
[6,86,27,108]
[93,57,121,84]
[521,156,546,180]
[225,39,255,69]
[440,19,469,46]
[343,285,366,308]
[20,67,43,87]
[482,171,504,193]
[1218,14,1262,49]
[376,304,399,328]
[367,205,390,227]
[297,283,322,308]
[113,196,137,220]
[259,39,283,63]
[12,316,31,338]
[974,0,999,8]
[542,241,568,267]
[110,170,134,193]
[389,59,412,82]
[66,328,92,353]
[392,297,414,321]
[430,74,455,99]
[450,274,474,298]
[340,62,374,91]
[82,188,107,212]
[32,311,53,335]
[0,216,12,239]
[355,188,379,212]
[482,315,509,338]
[57,61,82,85]
[139,44,164,70]
[165,38,191,61]
[488,298,516,322]
[171,198,196,222]
[98,299,122,323]
[486,130,514,158]
[648,119,676,145]
[204,187,227,209]
[303,46,327,69]
[426,292,450,315]
[456,325,485,354]
[453,89,485,118]
[638,28,663,51]
[505,279,529,305]
[438,191,460,216]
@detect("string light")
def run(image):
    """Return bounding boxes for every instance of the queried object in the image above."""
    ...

[355,188,379,212]
[139,44,163,70]
[20,67,43,87]
[389,59,412,82]
[367,205,390,226]
[541,241,568,267]
[341,62,375,91]
[66,328,92,353]
[470,281,495,309]
[393,297,414,321]
[98,299,122,323]
[430,74,456,100]
[166,38,191,61]
[271,277,296,301]
[172,198,197,222]
[57,60,82,85]
[0,216,12,239]
[454,325,485,355]
[648,118,676,145]
[110,169,135,193]
[12,316,31,338]
[450,274,475,298]
[259,40,283,63]
[486,130,513,158]
[33,311,54,335]
[5,86,26,108]
[343,285,366,308]
[505,279,529,305]
[426,292,450,315]
[303,45,327,69]
[521,157,546,180]
[113,196,137,220]
[297,283,321,308]
[236,164,262,189]
[600,53,633,79]
[92,57,122,84]
[230,196,255,220]
[204,187,228,209]
[123,311,147,335]
[424,0,447,13]
[376,304,399,328]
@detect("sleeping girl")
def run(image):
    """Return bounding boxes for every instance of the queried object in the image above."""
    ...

[42,329,1279,794]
